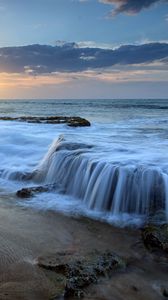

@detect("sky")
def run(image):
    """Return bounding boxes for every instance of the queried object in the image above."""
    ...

[0,0,168,99]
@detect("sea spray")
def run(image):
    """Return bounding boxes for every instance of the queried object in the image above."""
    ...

[33,135,65,182]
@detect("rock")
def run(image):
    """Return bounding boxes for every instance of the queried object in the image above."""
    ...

[37,250,126,298]
[0,116,91,127]
[16,185,49,198]
[131,285,139,292]
[67,117,91,127]
[16,188,33,198]
[141,224,168,253]
[163,287,168,297]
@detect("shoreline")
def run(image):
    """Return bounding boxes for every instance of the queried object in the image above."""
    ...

[0,203,167,299]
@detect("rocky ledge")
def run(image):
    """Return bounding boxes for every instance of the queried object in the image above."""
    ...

[37,250,126,298]
[0,116,91,127]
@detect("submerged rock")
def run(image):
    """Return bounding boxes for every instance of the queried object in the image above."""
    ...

[16,185,50,198]
[37,250,126,298]
[16,188,33,198]
[0,116,91,127]
[142,224,168,253]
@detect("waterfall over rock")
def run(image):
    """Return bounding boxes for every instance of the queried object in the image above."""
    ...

[30,136,168,223]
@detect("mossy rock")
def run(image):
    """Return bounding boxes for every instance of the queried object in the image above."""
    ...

[38,250,126,298]
[0,116,91,127]
[67,117,91,127]
[142,224,168,252]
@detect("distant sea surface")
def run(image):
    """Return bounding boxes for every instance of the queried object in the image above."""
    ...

[1,98,168,123]
[0,99,168,226]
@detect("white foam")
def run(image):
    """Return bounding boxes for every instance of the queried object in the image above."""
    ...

[0,114,168,225]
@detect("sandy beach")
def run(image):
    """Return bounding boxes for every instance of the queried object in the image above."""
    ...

[0,201,167,300]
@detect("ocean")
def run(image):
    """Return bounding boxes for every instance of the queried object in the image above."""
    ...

[0,99,168,227]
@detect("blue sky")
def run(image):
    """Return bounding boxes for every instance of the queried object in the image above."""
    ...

[0,0,167,47]
[0,0,168,99]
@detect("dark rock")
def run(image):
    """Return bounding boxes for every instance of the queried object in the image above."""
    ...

[163,288,168,297]
[141,224,168,253]
[16,188,33,198]
[0,116,91,127]
[16,185,49,198]
[67,117,91,127]
[38,250,126,298]
[131,285,139,292]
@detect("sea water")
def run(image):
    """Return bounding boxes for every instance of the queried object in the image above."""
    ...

[0,99,168,227]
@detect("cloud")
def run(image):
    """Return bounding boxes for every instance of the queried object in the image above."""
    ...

[99,0,168,15]
[1,69,168,100]
[0,72,69,89]
[0,42,168,75]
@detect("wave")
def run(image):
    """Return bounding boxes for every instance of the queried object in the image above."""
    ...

[2,135,168,224]
[26,136,168,222]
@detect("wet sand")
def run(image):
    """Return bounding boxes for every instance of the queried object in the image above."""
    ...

[0,202,167,300]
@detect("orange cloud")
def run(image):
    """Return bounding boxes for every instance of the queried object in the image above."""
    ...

[0,72,69,88]
[0,67,167,99]
[0,72,71,99]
